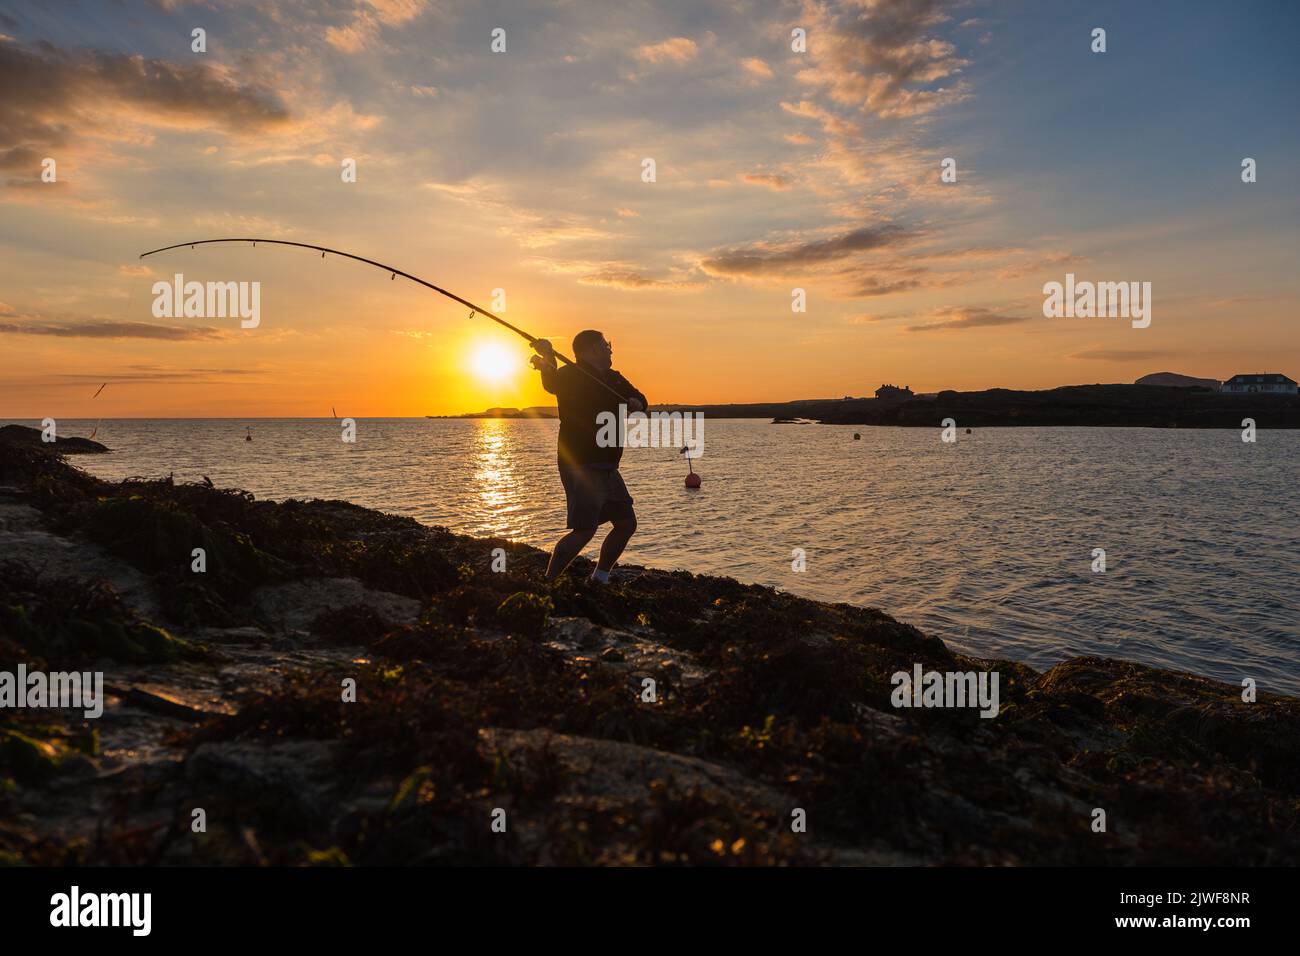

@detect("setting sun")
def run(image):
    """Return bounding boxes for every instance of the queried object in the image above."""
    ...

[468,341,519,385]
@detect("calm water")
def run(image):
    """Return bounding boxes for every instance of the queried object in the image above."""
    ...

[13,418,1299,694]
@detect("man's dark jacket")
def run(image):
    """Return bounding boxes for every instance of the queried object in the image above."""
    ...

[540,362,647,468]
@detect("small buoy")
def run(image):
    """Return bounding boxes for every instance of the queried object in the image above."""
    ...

[853,433,861,440]
[680,442,701,488]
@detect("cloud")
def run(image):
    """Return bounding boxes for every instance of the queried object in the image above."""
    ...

[529,254,703,291]
[780,99,860,139]
[905,306,1031,332]
[0,37,294,217]
[326,0,430,52]
[700,224,911,277]
[0,40,291,163]
[634,37,698,65]
[0,144,41,170]
[795,0,971,121]
[0,319,229,340]
[850,275,924,297]
[741,57,773,81]
[366,0,429,23]
[578,269,696,290]
[741,171,793,191]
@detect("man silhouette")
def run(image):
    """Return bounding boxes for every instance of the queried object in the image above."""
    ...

[531,330,646,583]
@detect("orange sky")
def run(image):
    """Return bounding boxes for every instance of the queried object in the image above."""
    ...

[2,2,1297,418]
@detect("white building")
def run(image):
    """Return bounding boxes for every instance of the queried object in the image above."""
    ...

[1220,373,1298,395]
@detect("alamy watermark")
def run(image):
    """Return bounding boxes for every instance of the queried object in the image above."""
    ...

[596,406,705,458]
[50,886,151,936]
[1,664,104,719]
[152,272,260,328]
[1042,273,1151,328]
[890,663,1000,718]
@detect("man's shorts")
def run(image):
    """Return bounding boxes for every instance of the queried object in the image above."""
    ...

[559,464,635,529]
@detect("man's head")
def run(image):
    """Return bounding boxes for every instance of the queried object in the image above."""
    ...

[573,329,613,370]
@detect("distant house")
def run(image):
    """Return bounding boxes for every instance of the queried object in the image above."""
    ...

[1220,373,1298,395]
[875,384,914,402]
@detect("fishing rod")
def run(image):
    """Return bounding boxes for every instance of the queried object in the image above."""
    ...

[137,238,627,400]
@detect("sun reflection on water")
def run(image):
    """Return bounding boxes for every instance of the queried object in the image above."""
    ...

[472,418,519,534]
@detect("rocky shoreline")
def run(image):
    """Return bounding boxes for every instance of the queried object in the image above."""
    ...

[1,440,1296,866]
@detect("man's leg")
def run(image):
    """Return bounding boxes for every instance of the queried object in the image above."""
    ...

[595,517,637,574]
[547,527,596,580]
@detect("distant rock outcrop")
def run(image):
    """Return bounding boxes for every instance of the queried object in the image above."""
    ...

[1136,372,1220,390]
[815,384,1300,428]
[430,406,558,419]
[0,424,108,454]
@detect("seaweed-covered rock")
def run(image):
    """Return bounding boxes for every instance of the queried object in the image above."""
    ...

[0,442,1296,867]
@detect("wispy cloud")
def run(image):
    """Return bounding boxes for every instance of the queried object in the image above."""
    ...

[0,318,228,340]
[906,306,1031,332]
[700,224,912,278]
[741,171,793,190]
[326,0,431,53]
[634,37,699,65]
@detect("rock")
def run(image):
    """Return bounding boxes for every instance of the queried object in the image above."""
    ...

[186,739,342,826]
[0,424,108,454]
[252,578,420,633]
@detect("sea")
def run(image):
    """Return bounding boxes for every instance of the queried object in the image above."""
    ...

[12,418,1299,695]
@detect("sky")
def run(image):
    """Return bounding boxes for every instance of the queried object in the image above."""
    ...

[1,0,1297,417]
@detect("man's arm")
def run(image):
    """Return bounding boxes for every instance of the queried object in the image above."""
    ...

[531,340,563,395]
[612,372,647,413]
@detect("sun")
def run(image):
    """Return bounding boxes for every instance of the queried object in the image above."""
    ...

[468,341,517,384]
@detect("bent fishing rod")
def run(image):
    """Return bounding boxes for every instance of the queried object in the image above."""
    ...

[137,237,627,400]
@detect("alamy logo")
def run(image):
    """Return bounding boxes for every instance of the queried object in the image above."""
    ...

[152,272,260,328]
[596,406,705,458]
[0,665,103,718]
[50,886,151,936]
[890,663,1000,718]
[1042,273,1151,328]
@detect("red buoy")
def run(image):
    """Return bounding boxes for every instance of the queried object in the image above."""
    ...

[681,443,702,488]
